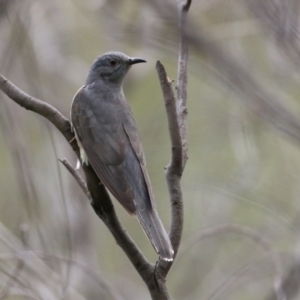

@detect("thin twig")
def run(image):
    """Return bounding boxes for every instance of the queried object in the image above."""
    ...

[156,61,183,172]
[177,0,190,168]
[58,158,92,202]
[0,74,74,147]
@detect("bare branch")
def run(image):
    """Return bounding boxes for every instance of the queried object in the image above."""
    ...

[156,60,184,279]
[177,0,190,168]
[155,0,191,278]
[156,61,183,172]
[0,1,193,297]
[0,74,74,149]
[58,158,91,201]
[0,73,155,291]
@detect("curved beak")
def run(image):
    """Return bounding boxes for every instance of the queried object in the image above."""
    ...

[128,57,147,65]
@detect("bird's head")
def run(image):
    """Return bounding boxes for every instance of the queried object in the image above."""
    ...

[86,52,146,85]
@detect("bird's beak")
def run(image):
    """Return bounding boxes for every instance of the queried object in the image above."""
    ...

[128,57,147,65]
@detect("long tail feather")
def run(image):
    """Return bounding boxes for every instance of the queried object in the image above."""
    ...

[136,208,174,261]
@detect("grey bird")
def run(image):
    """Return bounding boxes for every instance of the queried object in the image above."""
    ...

[71,52,174,261]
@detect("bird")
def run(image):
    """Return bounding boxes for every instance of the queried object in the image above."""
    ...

[71,51,174,261]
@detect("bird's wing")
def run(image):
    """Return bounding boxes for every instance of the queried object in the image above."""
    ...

[72,87,173,260]
[122,113,156,209]
[122,114,175,260]
[71,87,137,213]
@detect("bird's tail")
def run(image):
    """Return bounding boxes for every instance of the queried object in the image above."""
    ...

[136,208,174,261]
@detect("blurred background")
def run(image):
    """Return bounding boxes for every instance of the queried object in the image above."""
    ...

[1,0,300,299]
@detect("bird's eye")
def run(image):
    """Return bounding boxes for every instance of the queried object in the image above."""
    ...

[109,59,118,67]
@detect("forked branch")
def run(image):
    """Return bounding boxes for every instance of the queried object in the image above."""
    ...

[0,72,154,290]
[0,0,191,298]
[155,0,191,278]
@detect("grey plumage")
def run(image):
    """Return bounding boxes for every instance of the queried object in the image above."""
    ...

[71,52,174,261]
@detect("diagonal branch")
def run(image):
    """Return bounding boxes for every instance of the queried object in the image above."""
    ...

[0,74,74,149]
[0,73,154,287]
[58,158,91,201]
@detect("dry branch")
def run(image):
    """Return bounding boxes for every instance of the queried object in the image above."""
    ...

[155,61,183,278]
[154,0,191,278]
[59,158,91,201]
[0,72,154,291]
[0,74,74,146]
[0,1,192,298]
[177,0,190,168]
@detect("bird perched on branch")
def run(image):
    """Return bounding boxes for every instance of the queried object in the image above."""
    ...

[71,52,174,261]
